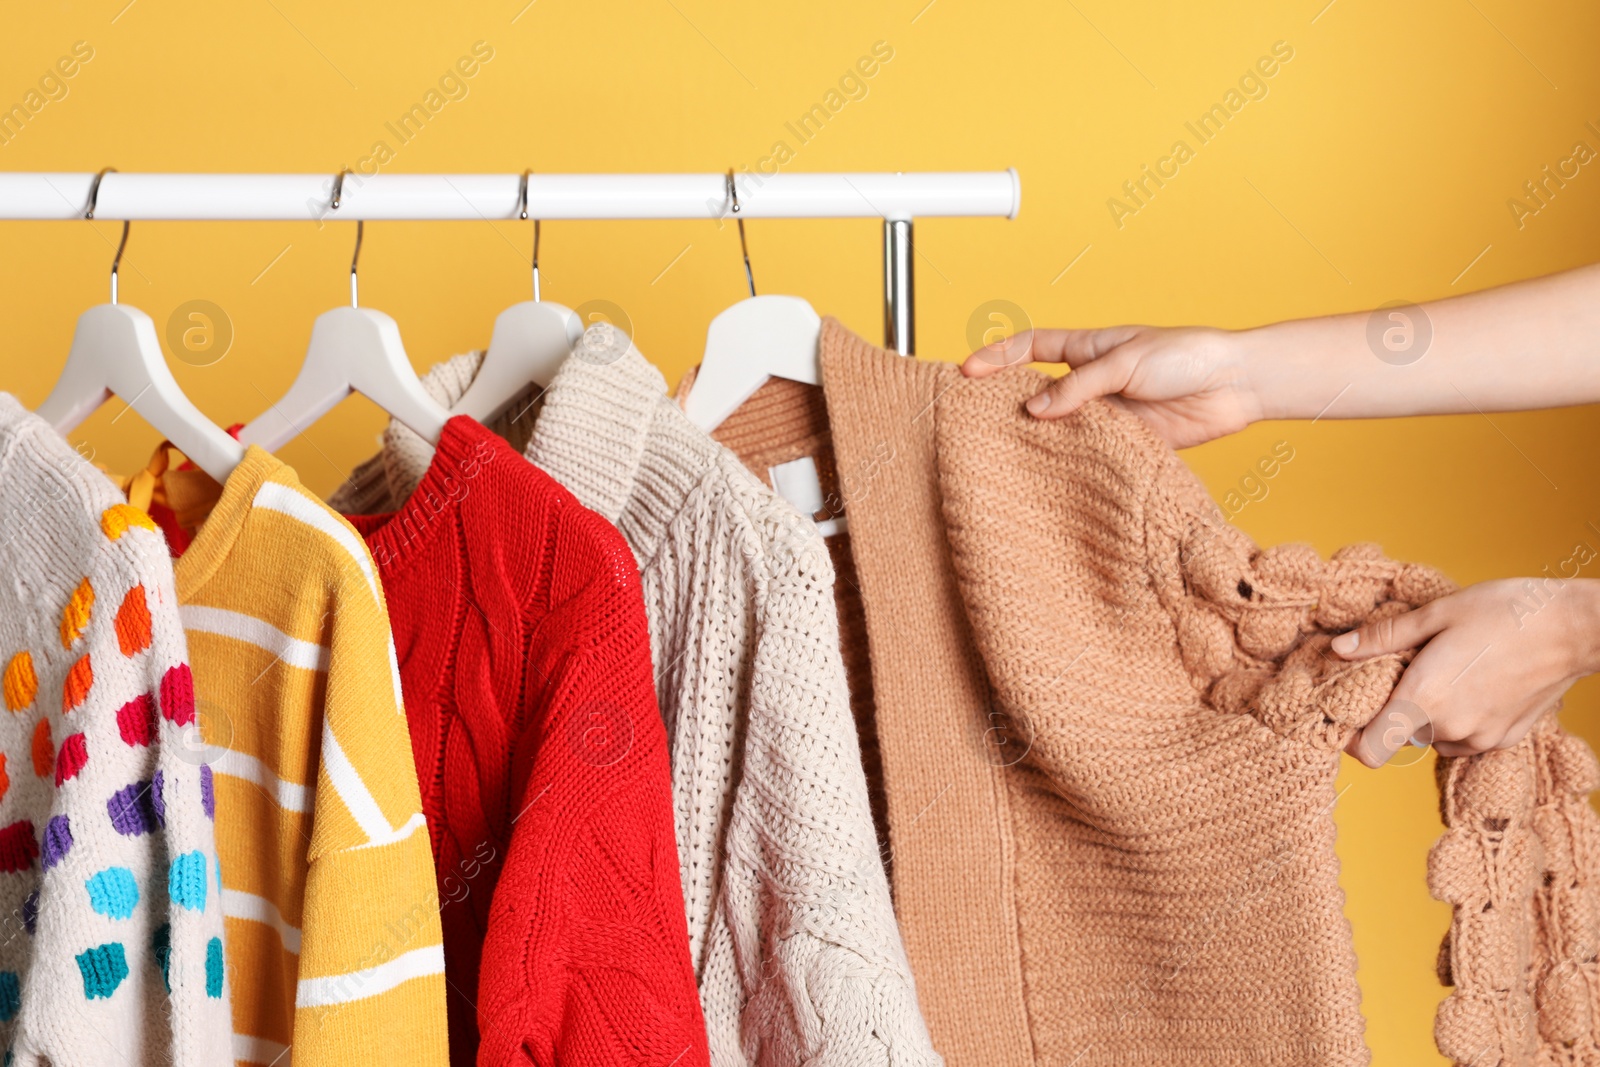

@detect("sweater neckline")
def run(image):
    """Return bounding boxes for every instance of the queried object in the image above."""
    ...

[346,414,497,570]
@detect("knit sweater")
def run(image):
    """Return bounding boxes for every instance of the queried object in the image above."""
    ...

[173,446,447,1067]
[0,394,231,1066]
[328,330,939,1067]
[341,414,708,1067]
[814,319,1600,1066]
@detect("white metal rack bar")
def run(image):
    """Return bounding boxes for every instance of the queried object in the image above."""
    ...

[0,170,1020,355]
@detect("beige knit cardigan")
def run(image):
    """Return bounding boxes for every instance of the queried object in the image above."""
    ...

[329,326,940,1067]
[816,319,1600,1067]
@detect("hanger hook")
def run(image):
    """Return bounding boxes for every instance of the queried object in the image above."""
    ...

[727,169,755,298]
[519,169,542,303]
[329,168,362,307]
[86,168,129,305]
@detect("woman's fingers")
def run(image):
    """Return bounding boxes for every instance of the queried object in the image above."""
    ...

[1331,602,1446,660]
[1023,352,1137,419]
[1348,699,1433,768]
[961,326,1143,378]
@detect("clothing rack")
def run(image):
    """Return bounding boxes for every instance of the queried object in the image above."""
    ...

[0,170,1021,355]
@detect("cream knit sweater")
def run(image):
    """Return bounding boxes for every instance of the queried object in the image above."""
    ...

[0,394,231,1066]
[328,326,939,1067]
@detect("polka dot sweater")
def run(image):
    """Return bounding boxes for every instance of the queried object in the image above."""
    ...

[0,394,231,1066]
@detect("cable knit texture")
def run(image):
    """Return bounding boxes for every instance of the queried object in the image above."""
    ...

[342,415,708,1067]
[329,327,939,1067]
[0,394,231,1066]
[818,320,1600,1066]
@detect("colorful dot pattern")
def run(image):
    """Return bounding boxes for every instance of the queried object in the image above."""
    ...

[59,578,94,650]
[53,732,87,787]
[75,942,128,1000]
[0,654,34,714]
[106,782,157,837]
[115,693,156,747]
[85,867,139,920]
[41,816,72,869]
[113,585,151,657]
[158,664,194,726]
[61,654,92,714]
[0,501,227,1021]
[0,823,37,875]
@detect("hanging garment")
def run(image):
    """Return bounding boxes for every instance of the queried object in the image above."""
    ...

[340,415,708,1067]
[0,395,231,1066]
[169,446,447,1067]
[672,367,891,876]
[813,318,1600,1066]
[328,327,940,1067]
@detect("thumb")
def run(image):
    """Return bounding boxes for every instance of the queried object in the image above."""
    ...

[1330,602,1444,660]
[1024,351,1135,419]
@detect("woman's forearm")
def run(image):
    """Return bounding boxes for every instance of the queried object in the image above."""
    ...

[1238,262,1600,420]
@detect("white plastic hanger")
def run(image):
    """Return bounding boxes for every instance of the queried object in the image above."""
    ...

[682,171,822,435]
[451,170,582,423]
[237,169,448,452]
[36,168,245,483]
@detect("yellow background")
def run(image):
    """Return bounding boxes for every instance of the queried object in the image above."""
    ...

[4,1,1600,1062]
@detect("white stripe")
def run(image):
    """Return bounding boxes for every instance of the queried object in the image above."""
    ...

[181,605,329,672]
[320,721,406,845]
[213,748,309,813]
[296,943,445,1009]
[223,888,302,954]
[234,1033,290,1066]
[252,481,379,598]
[251,478,405,710]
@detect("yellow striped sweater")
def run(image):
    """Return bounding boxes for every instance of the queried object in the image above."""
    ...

[172,446,447,1066]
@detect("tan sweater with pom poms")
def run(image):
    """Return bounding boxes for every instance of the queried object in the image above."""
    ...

[817,318,1598,1067]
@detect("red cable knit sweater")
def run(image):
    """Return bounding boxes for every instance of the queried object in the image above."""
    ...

[346,416,708,1067]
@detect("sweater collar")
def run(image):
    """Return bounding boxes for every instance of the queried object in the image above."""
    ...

[345,415,501,572]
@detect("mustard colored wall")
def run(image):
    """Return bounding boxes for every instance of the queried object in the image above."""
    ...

[4,2,1600,1062]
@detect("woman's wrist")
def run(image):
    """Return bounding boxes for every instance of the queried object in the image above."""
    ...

[1565,578,1600,676]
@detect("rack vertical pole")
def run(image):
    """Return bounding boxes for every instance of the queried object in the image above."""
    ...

[883,218,915,355]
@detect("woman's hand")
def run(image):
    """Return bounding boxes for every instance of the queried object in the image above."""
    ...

[961,325,1265,449]
[1335,578,1600,767]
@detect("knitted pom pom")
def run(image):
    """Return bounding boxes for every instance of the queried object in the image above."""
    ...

[1235,602,1307,660]
[1555,885,1600,962]
[1429,830,1488,907]
[1535,963,1591,1043]
[1313,657,1406,731]
[1547,733,1600,795]
[1316,544,1396,630]
[1434,992,1508,1066]
[1174,601,1234,683]
[1452,747,1535,826]
[1393,561,1458,607]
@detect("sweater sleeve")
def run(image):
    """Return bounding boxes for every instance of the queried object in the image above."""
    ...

[289,556,448,1065]
[474,576,709,1067]
[703,519,942,1066]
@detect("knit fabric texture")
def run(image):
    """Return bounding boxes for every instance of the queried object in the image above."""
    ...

[0,394,231,1066]
[172,446,447,1067]
[817,320,1600,1065]
[674,366,893,881]
[342,415,709,1067]
[328,329,940,1067]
